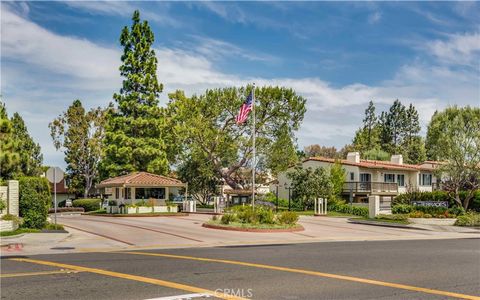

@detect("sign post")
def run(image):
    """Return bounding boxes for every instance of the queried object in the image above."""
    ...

[46,167,64,226]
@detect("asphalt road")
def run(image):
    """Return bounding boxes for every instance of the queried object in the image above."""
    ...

[2,238,479,300]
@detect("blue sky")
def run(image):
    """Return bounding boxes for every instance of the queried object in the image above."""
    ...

[1,1,479,168]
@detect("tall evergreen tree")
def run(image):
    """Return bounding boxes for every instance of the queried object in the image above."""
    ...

[379,100,406,154]
[402,103,425,164]
[362,100,378,149]
[101,10,168,178]
[0,101,19,180]
[11,113,43,177]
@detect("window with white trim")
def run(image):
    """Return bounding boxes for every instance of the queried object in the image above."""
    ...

[384,173,395,183]
[397,174,405,187]
[420,173,432,186]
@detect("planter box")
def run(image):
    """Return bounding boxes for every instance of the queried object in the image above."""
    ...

[137,206,153,214]
[0,220,18,232]
[408,218,457,226]
[153,206,168,213]
[127,207,137,214]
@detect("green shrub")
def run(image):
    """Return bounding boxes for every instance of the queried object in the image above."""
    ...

[447,206,465,217]
[257,207,275,224]
[0,199,6,211]
[277,211,299,225]
[455,212,480,227]
[423,213,432,218]
[19,177,50,229]
[1,214,22,226]
[73,199,101,212]
[409,211,424,218]
[221,213,237,224]
[392,204,414,214]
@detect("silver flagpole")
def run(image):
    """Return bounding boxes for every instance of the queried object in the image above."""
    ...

[252,83,256,209]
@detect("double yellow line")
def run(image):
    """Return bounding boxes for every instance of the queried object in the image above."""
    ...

[122,251,480,300]
[10,252,480,300]
[9,257,246,300]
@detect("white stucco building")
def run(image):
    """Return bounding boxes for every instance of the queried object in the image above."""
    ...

[276,152,439,203]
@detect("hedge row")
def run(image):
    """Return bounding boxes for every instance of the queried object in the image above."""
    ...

[73,199,101,212]
[19,177,50,229]
[329,202,369,218]
[392,204,465,217]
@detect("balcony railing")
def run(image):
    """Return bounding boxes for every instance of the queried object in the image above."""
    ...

[342,182,398,194]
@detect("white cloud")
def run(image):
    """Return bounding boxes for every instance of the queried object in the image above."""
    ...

[426,32,480,66]
[1,6,478,168]
[1,7,120,80]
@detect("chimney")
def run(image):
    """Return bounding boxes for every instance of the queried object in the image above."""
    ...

[346,152,360,163]
[391,154,403,165]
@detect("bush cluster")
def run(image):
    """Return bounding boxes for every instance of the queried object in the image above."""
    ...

[73,199,101,212]
[455,212,480,227]
[220,205,299,226]
[19,177,50,229]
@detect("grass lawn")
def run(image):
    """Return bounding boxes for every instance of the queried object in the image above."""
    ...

[206,220,300,230]
[0,228,40,237]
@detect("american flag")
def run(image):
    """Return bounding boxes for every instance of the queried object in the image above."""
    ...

[235,90,254,124]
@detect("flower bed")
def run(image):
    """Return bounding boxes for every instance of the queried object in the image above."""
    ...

[203,221,304,232]
[203,205,301,232]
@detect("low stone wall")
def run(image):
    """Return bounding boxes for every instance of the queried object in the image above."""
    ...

[408,218,457,226]
[0,220,18,232]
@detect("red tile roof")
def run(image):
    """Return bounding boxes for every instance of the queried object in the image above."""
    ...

[305,157,435,172]
[49,179,71,194]
[97,172,185,188]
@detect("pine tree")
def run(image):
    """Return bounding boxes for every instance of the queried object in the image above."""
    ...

[362,100,377,149]
[402,103,425,164]
[379,100,406,154]
[11,113,43,177]
[0,102,19,180]
[101,10,168,178]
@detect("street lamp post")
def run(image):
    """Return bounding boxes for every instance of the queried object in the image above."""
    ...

[275,184,279,210]
[284,183,292,211]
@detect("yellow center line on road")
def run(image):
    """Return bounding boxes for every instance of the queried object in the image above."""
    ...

[9,258,246,300]
[122,251,480,300]
[1,269,82,278]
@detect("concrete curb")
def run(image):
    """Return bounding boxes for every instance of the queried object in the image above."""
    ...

[202,223,304,233]
[347,218,428,230]
[81,213,189,217]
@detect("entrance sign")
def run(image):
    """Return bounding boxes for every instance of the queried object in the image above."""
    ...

[412,201,448,208]
[46,167,64,226]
